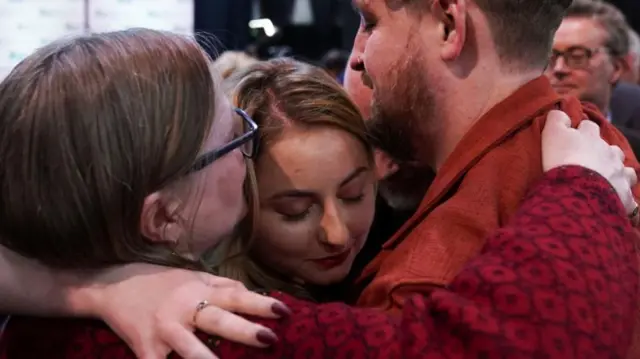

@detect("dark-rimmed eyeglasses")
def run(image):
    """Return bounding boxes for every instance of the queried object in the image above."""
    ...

[188,108,258,174]
[548,45,607,70]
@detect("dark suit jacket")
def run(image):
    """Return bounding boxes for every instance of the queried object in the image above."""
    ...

[611,82,640,130]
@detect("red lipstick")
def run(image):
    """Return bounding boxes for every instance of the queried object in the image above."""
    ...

[312,250,352,269]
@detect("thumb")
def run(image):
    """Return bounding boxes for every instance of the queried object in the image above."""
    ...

[547,110,572,129]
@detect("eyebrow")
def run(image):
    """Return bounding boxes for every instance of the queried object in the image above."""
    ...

[267,166,369,201]
[339,166,368,187]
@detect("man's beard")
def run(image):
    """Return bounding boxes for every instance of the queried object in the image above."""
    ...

[365,56,436,167]
[378,163,434,211]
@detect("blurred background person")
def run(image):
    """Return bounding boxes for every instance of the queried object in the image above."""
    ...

[611,25,640,157]
[620,27,640,84]
[546,0,640,158]
[546,0,629,121]
[319,49,349,84]
[608,0,640,34]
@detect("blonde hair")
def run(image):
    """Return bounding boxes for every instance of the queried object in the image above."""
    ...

[212,51,259,80]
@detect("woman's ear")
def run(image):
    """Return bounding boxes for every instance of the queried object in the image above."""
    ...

[140,192,183,246]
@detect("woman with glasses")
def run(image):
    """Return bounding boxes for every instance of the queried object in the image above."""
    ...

[0,29,637,359]
[0,28,285,357]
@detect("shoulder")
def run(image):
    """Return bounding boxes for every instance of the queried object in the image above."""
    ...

[612,82,640,101]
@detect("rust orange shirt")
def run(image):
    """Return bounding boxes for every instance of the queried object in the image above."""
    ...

[356,78,640,357]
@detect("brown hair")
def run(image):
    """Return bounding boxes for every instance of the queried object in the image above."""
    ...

[215,58,373,296]
[565,0,631,58]
[0,29,217,270]
[398,0,572,70]
[475,0,572,69]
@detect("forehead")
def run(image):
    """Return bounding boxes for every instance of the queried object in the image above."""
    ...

[256,127,370,192]
[554,17,608,48]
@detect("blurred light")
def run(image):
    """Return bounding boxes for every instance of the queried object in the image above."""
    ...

[249,18,277,37]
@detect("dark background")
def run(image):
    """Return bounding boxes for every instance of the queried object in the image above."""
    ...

[194,0,359,60]
[608,0,640,33]
[193,0,640,61]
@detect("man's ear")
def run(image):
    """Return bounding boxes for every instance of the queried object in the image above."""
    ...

[610,56,625,85]
[140,192,183,246]
[374,149,400,180]
[616,54,635,83]
[430,0,467,61]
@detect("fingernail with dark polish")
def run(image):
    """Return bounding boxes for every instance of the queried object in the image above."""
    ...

[271,302,292,317]
[256,330,278,346]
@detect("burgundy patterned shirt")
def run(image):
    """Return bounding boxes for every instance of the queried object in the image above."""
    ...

[1,166,638,359]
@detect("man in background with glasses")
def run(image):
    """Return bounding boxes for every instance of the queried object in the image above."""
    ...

[546,0,640,131]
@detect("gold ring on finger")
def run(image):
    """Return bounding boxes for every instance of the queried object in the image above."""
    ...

[193,299,210,326]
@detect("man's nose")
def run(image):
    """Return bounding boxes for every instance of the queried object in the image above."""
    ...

[349,54,365,72]
[551,57,571,76]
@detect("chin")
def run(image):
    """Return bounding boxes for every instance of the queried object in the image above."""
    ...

[303,261,354,286]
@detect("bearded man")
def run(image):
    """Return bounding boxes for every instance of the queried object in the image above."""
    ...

[347,0,640,356]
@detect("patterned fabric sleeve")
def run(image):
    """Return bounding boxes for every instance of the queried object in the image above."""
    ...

[216,165,640,359]
[0,166,637,359]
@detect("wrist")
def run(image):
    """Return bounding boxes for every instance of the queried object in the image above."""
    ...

[59,271,105,318]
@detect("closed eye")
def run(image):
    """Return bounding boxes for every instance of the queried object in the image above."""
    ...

[342,194,365,203]
[281,206,313,222]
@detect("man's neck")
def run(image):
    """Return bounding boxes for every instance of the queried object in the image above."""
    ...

[428,69,544,171]
[599,94,612,119]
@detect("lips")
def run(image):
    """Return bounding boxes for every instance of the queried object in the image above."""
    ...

[552,84,576,93]
[311,249,352,269]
